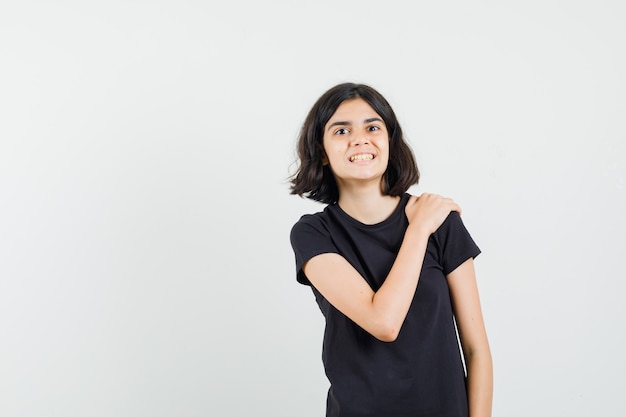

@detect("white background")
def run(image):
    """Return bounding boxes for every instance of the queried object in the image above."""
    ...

[1,1,625,416]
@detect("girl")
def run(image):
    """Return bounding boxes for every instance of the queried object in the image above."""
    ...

[289,83,492,417]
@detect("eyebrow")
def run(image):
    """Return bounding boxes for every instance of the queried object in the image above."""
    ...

[326,117,384,132]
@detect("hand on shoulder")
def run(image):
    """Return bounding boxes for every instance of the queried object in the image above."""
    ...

[405,193,462,235]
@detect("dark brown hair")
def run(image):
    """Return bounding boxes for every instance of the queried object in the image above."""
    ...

[289,82,419,204]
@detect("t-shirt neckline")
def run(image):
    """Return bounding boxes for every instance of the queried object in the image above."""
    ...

[331,193,410,229]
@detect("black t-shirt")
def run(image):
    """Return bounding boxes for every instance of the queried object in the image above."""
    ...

[290,193,481,417]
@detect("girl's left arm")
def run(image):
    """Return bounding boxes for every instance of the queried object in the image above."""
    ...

[447,258,493,417]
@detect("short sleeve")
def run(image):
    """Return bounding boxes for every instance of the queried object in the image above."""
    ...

[432,211,481,275]
[290,215,339,285]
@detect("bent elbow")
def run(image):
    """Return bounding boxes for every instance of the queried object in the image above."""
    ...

[377,333,398,343]
[373,324,400,342]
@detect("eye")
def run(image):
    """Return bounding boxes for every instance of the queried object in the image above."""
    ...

[367,125,381,132]
[334,128,349,135]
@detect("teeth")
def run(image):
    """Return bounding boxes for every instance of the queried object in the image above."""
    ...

[350,154,374,162]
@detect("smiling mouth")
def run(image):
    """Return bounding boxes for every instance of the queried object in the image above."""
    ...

[349,154,375,162]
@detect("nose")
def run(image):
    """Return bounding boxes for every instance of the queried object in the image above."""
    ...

[350,128,370,146]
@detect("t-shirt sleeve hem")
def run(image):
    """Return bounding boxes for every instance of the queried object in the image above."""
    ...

[442,248,481,276]
[296,249,338,286]
[291,214,338,286]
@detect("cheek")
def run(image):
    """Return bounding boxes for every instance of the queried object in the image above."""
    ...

[325,143,343,157]
[380,143,391,165]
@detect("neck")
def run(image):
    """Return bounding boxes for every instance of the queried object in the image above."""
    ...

[337,182,401,225]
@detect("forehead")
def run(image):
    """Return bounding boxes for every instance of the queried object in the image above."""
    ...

[327,98,381,122]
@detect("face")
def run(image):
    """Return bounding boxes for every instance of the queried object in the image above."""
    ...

[322,98,390,188]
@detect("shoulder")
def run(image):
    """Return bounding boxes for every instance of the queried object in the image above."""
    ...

[432,210,469,243]
[290,208,332,242]
[291,210,326,230]
[431,210,481,273]
[439,210,464,231]
[289,207,340,281]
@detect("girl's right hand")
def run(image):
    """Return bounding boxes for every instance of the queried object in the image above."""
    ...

[405,193,462,236]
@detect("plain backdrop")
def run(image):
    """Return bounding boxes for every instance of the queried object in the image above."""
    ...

[1,1,625,416]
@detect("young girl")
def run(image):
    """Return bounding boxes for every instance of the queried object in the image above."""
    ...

[289,83,492,417]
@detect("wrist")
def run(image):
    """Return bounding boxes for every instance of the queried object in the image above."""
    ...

[405,223,431,242]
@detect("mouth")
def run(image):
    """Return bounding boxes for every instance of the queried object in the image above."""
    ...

[349,153,375,162]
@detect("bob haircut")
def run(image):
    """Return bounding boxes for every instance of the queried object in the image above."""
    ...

[290,82,420,204]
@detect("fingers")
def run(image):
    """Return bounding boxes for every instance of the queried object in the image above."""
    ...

[404,192,463,234]
[407,192,461,212]
[418,193,461,214]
